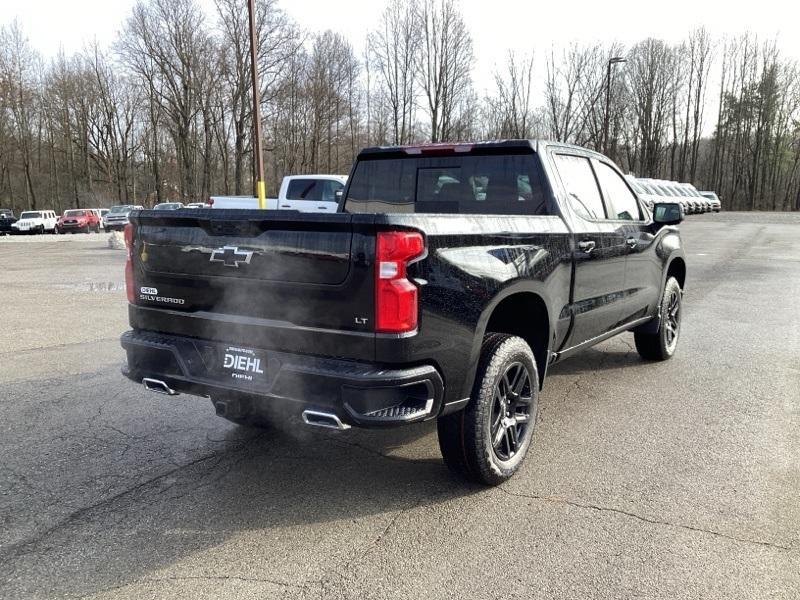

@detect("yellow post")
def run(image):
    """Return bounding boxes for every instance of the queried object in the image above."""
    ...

[257,180,266,209]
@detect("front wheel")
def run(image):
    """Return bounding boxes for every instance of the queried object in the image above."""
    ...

[438,333,539,486]
[634,276,682,361]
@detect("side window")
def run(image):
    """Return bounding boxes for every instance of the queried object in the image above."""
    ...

[286,179,322,201]
[553,154,606,220]
[322,180,344,202]
[594,162,642,220]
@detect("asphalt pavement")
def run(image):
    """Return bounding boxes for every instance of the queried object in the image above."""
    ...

[0,213,798,599]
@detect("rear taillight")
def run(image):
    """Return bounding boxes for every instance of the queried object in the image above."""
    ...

[124,223,135,304]
[375,231,424,333]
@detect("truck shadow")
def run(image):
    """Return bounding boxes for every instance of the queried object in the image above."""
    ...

[5,413,478,598]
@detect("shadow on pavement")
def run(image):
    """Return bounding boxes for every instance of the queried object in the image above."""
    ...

[2,414,478,598]
[547,344,643,376]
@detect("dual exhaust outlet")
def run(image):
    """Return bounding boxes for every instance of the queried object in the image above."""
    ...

[140,379,350,430]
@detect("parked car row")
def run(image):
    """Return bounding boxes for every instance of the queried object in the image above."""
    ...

[0,201,220,236]
[0,207,125,235]
[627,177,722,215]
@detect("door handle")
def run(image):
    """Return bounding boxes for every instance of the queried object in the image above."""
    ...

[280,204,290,208]
[577,240,596,253]
[626,237,638,248]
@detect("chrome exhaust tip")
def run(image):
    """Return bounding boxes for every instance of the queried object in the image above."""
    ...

[302,410,350,430]
[142,378,178,396]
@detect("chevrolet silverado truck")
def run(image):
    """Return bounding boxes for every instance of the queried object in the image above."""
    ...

[120,140,686,485]
[210,174,347,212]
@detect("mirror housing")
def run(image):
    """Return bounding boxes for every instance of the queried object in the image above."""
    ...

[335,189,344,201]
[653,202,683,226]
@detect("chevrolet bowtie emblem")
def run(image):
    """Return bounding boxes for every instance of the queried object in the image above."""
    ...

[209,246,254,268]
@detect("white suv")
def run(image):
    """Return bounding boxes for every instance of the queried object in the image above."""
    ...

[11,210,58,234]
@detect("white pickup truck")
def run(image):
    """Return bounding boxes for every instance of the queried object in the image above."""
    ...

[211,175,347,212]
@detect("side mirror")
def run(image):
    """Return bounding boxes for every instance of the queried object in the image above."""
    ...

[653,202,683,226]
[335,189,343,201]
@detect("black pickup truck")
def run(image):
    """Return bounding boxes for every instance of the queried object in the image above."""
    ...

[121,140,686,485]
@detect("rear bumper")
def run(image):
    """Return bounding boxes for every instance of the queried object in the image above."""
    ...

[121,329,445,428]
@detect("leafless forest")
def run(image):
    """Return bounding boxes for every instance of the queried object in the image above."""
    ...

[1,0,798,212]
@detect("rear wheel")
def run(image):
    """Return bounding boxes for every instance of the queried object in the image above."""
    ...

[438,333,538,486]
[634,276,682,361]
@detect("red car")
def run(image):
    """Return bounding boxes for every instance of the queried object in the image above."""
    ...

[56,209,101,234]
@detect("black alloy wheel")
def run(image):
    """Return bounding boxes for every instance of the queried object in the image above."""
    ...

[438,333,539,485]
[489,362,533,462]
[634,276,682,361]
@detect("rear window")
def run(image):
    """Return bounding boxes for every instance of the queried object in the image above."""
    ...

[344,153,551,215]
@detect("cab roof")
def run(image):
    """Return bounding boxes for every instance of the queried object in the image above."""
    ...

[356,139,613,161]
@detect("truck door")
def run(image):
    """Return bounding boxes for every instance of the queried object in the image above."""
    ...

[592,160,661,325]
[551,153,628,347]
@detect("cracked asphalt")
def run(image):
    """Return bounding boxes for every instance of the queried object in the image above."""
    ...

[1,212,798,599]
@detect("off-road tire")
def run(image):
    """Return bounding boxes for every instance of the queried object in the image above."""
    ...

[634,276,682,361]
[438,333,539,486]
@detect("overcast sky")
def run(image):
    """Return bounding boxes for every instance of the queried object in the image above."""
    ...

[2,0,797,94]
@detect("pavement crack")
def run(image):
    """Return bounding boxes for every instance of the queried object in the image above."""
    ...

[499,487,794,552]
[88,574,314,596]
[0,451,225,567]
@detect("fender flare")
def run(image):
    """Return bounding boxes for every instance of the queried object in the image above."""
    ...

[459,280,555,399]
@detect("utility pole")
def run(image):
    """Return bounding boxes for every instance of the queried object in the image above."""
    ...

[603,56,627,157]
[247,0,265,208]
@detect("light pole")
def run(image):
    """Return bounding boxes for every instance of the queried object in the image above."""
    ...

[247,0,266,208]
[603,56,627,157]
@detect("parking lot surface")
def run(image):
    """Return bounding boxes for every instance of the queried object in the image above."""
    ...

[1,213,798,599]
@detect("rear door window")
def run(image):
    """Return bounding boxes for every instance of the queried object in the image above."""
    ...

[345,153,551,215]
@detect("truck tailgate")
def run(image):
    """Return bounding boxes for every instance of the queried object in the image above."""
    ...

[128,209,376,360]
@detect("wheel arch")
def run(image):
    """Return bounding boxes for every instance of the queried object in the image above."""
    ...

[470,288,552,392]
[666,256,686,289]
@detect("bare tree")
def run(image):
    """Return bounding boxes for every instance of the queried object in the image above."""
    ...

[626,39,681,176]
[368,0,419,144]
[486,51,537,139]
[416,0,473,142]
[0,21,41,209]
